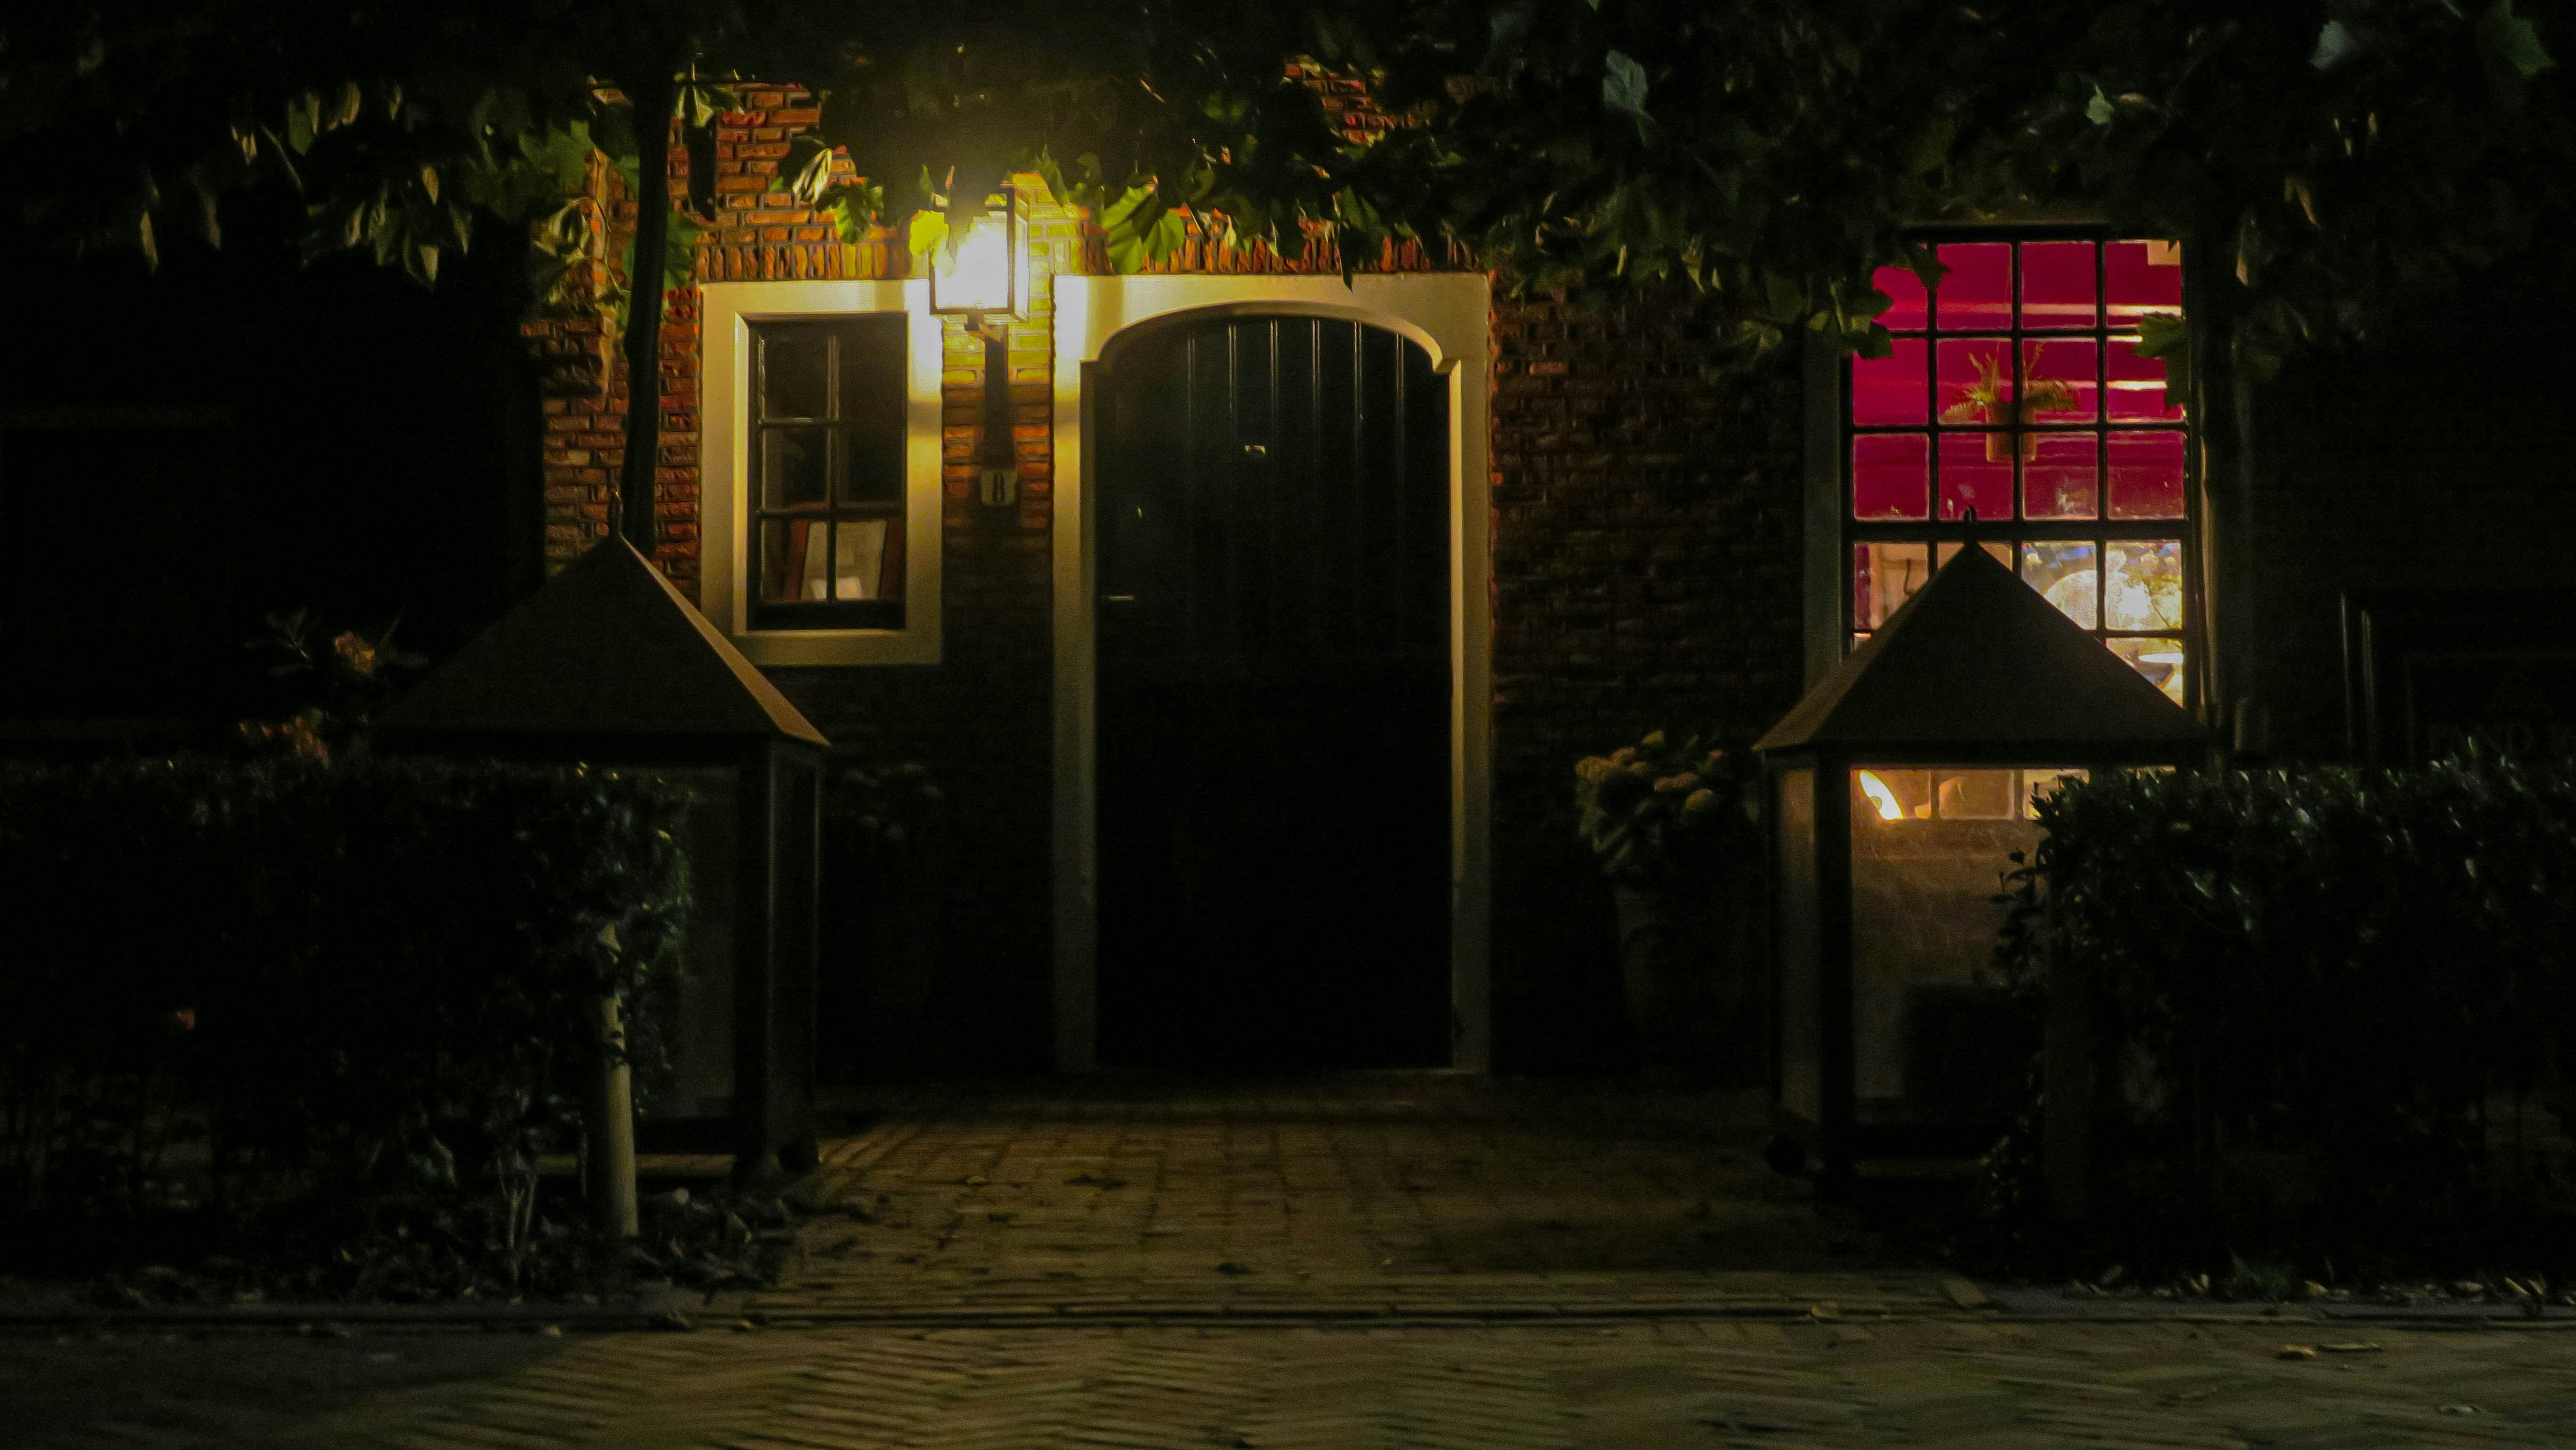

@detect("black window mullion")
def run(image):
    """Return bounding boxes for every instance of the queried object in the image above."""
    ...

[2093,240,2111,525]
[1925,260,1942,524]
[2008,240,2024,527]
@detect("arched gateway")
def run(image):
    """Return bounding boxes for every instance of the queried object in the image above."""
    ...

[1048,274,1495,1074]
[1092,314,1451,1068]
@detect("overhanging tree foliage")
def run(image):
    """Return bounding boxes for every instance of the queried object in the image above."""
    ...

[5,1,2564,538]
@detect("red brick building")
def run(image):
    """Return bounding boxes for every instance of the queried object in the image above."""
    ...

[504,83,1828,1078]
[9,85,2565,1082]
[491,81,2576,1080]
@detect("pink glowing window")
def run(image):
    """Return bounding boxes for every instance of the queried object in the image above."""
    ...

[1853,434,1929,520]
[2107,338,2185,422]
[1934,243,2011,331]
[2106,240,2184,329]
[1936,432,2013,523]
[1936,338,2015,428]
[2108,430,2187,519]
[1845,235,2196,707]
[1850,338,1928,426]
[2024,434,2101,520]
[2019,242,2097,330]
[2021,339,2098,422]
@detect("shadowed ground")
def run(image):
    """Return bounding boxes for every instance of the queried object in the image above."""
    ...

[755,1075,1938,1320]
[9,1076,2576,1448]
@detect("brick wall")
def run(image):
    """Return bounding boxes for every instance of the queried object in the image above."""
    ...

[1487,296,1807,1071]
[531,91,1810,1074]
[2233,295,2576,762]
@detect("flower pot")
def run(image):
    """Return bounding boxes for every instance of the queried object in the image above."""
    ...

[1612,881,1723,1082]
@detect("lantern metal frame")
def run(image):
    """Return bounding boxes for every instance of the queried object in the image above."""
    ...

[926,183,1028,328]
[1754,541,2206,1203]
[374,538,832,1179]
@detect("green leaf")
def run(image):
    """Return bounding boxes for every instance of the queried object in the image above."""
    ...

[661,211,702,294]
[1602,51,1651,127]
[784,137,837,208]
[908,209,948,257]
[2133,313,2190,409]
[2478,0,2554,79]
[678,81,732,131]
[819,183,884,244]
[2085,85,2115,126]
[1904,117,1956,175]
[1101,184,1188,272]
[1111,206,1189,273]
[2310,20,2360,71]
[287,92,319,154]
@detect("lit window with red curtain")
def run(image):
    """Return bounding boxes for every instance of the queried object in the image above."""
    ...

[1845,236,2192,704]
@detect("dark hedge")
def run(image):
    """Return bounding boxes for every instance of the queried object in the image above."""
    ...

[1982,756,2576,1284]
[0,756,690,1297]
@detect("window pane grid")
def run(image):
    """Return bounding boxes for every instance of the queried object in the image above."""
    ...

[750,319,906,628]
[1845,237,2191,705]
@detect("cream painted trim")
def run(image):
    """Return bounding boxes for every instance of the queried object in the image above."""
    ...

[1050,274,1496,1074]
[699,280,943,666]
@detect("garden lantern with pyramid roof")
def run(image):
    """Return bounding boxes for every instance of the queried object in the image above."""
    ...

[1754,539,2206,1194]
[375,537,830,1181]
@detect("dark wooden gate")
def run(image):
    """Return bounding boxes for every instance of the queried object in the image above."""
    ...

[1095,315,1451,1069]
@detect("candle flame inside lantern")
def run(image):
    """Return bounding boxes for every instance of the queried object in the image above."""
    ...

[1857,771,1906,822]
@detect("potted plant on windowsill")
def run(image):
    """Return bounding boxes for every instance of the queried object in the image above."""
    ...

[1942,346,2077,462]
[1574,731,1762,1083]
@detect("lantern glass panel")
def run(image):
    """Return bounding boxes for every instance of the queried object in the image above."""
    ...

[1848,768,2055,1124]
[933,208,1016,314]
[1776,769,1822,1124]
[1853,542,1930,629]
[1851,338,1928,425]
[629,765,740,1119]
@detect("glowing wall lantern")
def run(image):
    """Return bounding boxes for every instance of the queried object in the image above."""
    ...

[927,183,1030,510]
[926,185,1028,322]
[1753,543,2205,1195]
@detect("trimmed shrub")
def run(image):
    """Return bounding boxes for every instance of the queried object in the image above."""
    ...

[1984,756,2576,1282]
[0,756,689,1297]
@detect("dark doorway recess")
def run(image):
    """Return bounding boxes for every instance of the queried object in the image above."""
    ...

[1095,315,1452,1070]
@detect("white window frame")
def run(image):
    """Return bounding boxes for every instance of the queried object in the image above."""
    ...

[699,280,944,665]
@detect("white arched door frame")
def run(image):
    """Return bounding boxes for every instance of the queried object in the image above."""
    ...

[1050,274,1495,1073]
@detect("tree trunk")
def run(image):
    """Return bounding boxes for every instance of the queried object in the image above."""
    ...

[618,70,677,555]
[587,992,639,1238]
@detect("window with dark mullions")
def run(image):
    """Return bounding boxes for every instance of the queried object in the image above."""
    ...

[750,317,908,630]
[1844,234,2194,705]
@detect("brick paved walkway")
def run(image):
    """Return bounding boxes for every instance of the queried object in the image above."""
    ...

[758,1075,1951,1320]
[14,1076,2576,1448]
[16,1317,2576,1447]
